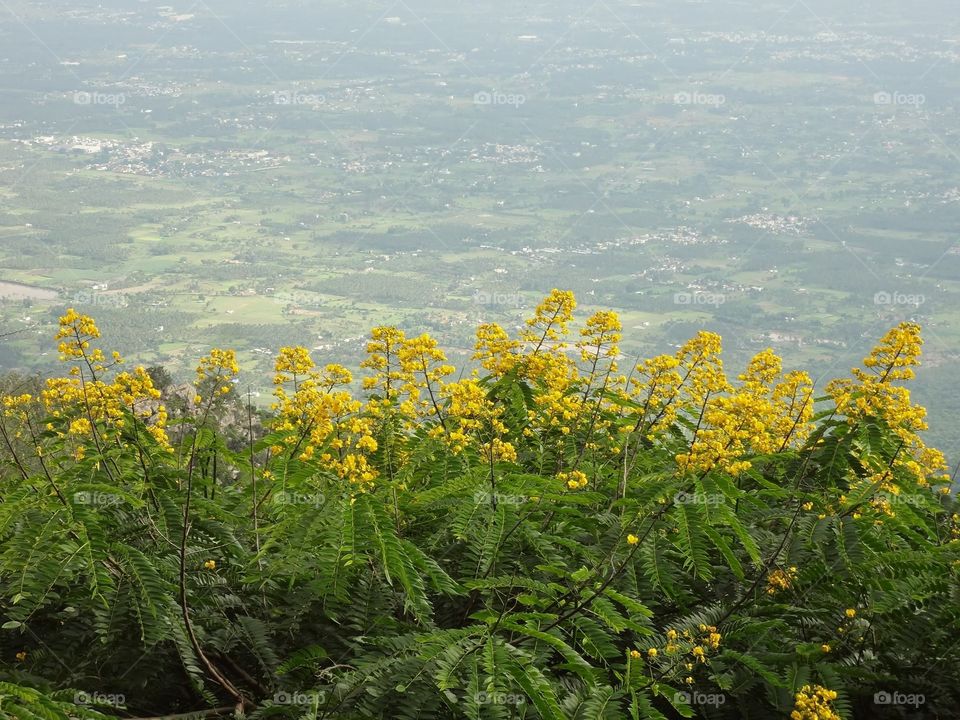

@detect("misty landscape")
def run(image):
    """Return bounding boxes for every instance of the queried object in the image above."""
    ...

[1,1,958,718]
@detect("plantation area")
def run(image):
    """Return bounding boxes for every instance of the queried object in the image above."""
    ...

[0,291,957,719]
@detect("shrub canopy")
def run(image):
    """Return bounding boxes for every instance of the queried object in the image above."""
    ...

[0,291,957,719]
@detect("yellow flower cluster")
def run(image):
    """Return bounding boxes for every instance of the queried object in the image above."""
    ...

[577,310,622,365]
[42,310,169,451]
[196,348,240,383]
[273,346,378,489]
[845,472,900,517]
[766,566,798,595]
[521,289,577,348]
[791,685,840,720]
[474,322,521,377]
[857,322,922,382]
[475,295,827,483]
[274,345,315,379]
[650,625,721,671]
[194,347,240,404]
[558,470,589,490]
[703,625,722,650]
[675,331,728,410]
[2,393,35,439]
[626,354,681,439]
[511,291,589,439]
[478,311,595,442]
[676,347,812,476]
[7,295,946,517]
[360,327,457,430]
[573,310,625,445]
[525,353,582,438]
[55,307,101,359]
[476,302,586,443]
[828,323,947,490]
[361,326,409,405]
[832,604,864,640]
[769,370,815,449]
[437,378,516,463]
[397,332,455,422]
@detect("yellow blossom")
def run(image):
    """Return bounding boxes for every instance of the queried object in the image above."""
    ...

[40,321,170,450]
[766,567,797,595]
[474,322,521,377]
[196,348,239,386]
[791,685,840,720]
[558,470,589,490]
[361,326,408,403]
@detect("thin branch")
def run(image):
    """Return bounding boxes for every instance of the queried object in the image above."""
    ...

[124,705,236,720]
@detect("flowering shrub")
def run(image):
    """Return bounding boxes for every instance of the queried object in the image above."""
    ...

[0,293,957,719]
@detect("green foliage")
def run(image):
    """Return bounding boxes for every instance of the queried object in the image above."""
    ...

[0,308,957,719]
